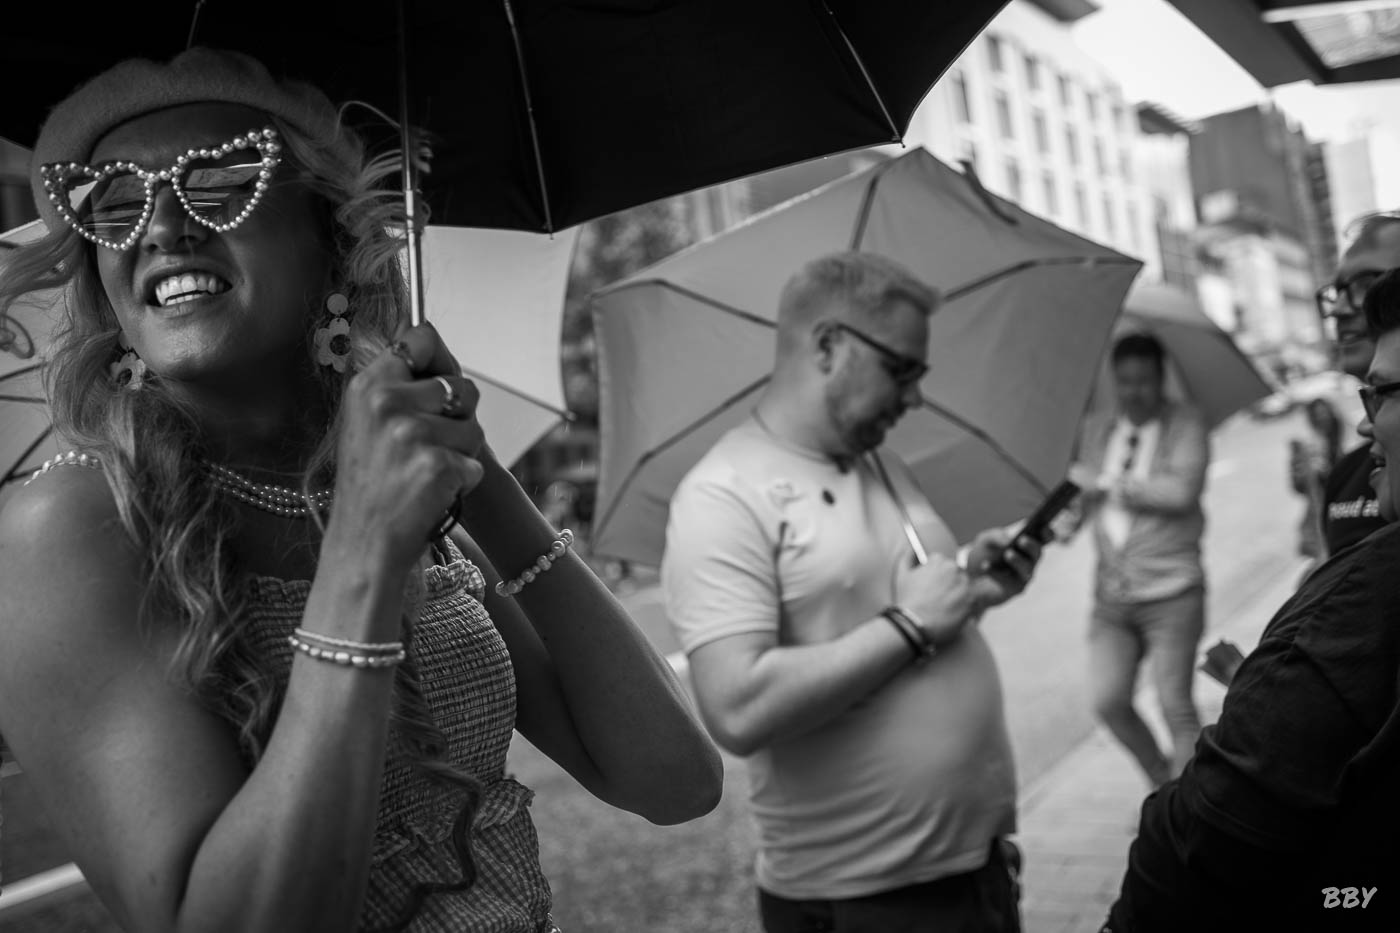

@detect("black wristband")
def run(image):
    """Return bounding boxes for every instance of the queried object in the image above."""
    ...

[881,607,934,664]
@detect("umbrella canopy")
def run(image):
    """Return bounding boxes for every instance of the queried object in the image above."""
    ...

[0,220,578,493]
[1097,280,1272,430]
[590,147,1143,566]
[2,1,1009,234]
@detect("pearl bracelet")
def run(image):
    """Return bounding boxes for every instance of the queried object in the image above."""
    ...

[288,634,405,669]
[495,529,574,597]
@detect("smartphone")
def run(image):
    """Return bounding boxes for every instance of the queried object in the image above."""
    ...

[992,479,1081,569]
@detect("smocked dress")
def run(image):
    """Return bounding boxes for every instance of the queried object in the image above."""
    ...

[240,539,558,932]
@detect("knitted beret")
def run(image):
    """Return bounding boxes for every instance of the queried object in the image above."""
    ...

[31,47,351,233]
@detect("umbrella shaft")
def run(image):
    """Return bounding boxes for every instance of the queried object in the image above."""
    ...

[398,0,426,327]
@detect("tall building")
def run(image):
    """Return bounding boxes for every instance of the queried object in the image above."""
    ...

[1188,103,1336,282]
[1134,103,1200,295]
[1325,130,1400,248]
[901,0,1160,278]
[1188,105,1329,362]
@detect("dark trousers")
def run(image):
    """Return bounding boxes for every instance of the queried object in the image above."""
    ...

[758,839,1022,933]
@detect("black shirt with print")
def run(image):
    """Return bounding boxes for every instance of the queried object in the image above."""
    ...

[1322,444,1388,554]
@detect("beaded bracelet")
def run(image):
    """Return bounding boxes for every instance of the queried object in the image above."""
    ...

[495,529,574,597]
[293,628,404,654]
[288,634,406,669]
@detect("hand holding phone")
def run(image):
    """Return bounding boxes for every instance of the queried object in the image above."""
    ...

[992,479,1081,570]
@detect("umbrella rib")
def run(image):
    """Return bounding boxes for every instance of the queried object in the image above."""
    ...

[2,424,53,487]
[460,366,573,420]
[916,394,1049,497]
[598,281,777,329]
[594,375,770,547]
[820,1,901,143]
[943,255,1141,303]
[502,0,556,234]
[0,394,44,404]
[849,160,899,252]
[0,363,44,386]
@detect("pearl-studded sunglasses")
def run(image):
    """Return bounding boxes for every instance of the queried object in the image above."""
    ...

[39,127,282,251]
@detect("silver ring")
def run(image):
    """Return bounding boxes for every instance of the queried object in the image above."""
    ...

[434,375,463,417]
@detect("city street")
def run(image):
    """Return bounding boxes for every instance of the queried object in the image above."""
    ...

[0,403,1357,931]
[610,405,1327,785]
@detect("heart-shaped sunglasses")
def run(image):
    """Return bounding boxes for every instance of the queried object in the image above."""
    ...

[39,127,282,251]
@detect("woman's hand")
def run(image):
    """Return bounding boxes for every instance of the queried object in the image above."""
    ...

[329,324,486,574]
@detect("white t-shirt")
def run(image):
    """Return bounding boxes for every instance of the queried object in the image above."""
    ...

[661,418,1018,899]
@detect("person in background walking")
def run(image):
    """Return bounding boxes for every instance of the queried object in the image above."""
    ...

[1068,333,1210,789]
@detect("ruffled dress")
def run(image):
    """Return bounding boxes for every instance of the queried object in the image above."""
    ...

[240,539,558,932]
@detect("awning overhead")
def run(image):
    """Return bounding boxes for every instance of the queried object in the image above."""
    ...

[1166,0,1400,86]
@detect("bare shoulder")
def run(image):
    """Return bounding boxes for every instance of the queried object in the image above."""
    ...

[0,463,140,605]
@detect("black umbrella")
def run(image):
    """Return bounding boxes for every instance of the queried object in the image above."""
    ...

[4,1,1007,235]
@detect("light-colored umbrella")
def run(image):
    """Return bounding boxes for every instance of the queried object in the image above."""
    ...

[0,220,578,495]
[590,147,1143,566]
[1099,280,1272,429]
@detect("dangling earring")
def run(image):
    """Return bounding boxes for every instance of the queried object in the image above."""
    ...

[314,291,352,373]
[110,332,147,389]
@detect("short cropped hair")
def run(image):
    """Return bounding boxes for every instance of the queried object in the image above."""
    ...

[1342,211,1400,257]
[1363,266,1400,340]
[777,252,939,337]
[1111,332,1166,374]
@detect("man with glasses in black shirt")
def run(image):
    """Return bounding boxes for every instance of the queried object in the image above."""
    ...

[1296,212,1398,555]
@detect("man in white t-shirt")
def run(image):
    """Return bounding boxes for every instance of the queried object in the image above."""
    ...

[662,252,1041,932]
[1069,333,1210,789]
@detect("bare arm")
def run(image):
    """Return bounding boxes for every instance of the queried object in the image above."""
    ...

[1120,412,1210,515]
[0,471,405,933]
[0,325,495,932]
[453,453,722,825]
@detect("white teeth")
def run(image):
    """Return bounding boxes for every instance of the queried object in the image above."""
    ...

[153,272,229,307]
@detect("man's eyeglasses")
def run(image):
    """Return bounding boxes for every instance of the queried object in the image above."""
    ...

[1359,380,1400,422]
[831,322,929,386]
[1316,270,1385,319]
[39,127,282,251]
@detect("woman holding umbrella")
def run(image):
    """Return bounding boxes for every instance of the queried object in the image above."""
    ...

[0,49,720,933]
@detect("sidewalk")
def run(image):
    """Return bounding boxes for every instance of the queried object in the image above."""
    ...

[1013,555,1310,933]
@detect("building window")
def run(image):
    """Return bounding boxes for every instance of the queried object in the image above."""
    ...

[1074,183,1088,228]
[951,71,974,125]
[1120,150,1133,182]
[995,91,1014,140]
[1086,91,1100,123]
[1065,126,1080,167]
[988,34,1005,73]
[1094,137,1108,175]
[1126,201,1139,249]
[1058,73,1073,108]
[1103,194,1116,239]
[1006,158,1023,203]
[1112,103,1125,132]
[1042,172,1058,216]
[1032,110,1049,154]
[1024,54,1040,92]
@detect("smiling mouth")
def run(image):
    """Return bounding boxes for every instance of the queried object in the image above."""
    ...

[152,272,231,308]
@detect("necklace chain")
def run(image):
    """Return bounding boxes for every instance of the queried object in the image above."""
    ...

[200,460,332,518]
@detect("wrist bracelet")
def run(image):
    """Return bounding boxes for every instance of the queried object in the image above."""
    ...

[495,529,574,597]
[288,634,405,669]
[881,606,936,664]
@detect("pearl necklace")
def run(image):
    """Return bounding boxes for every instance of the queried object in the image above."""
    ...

[200,460,333,518]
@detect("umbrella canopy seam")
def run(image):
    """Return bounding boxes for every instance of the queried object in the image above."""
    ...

[590,283,778,330]
[592,375,770,542]
[943,255,1142,303]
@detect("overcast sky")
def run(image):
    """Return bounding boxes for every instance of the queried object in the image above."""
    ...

[1073,0,1400,142]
